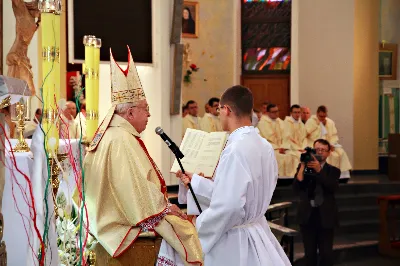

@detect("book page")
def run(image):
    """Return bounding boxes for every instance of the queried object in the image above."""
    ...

[194,132,228,177]
[170,129,228,177]
[170,129,208,173]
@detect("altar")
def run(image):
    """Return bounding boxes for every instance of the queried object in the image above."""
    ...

[2,139,83,266]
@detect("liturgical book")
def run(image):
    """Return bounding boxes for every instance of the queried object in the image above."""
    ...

[170,128,228,178]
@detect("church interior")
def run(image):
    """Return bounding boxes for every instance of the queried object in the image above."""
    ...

[1,0,400,265]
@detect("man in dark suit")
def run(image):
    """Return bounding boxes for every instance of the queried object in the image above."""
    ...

[293,139,341,266]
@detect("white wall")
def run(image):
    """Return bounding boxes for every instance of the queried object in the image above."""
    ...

[2,0,41,117]
[98,0,179,184]
[291,0,355,165]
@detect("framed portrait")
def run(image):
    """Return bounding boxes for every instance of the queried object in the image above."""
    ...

[182,1,199,38]
[379,43,397,80]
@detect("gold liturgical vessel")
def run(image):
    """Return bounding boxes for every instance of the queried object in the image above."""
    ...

[12,102,30,153]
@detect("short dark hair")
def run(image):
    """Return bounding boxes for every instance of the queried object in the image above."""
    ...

[186,100,196,107]
[208,97,220,107]
[290,104,301,112]
[314,139,331,151]
[35,108,42,115]
[220,85,253,118]
[182,105,188,112]
[317,105,328,113]
[267,104,277,112]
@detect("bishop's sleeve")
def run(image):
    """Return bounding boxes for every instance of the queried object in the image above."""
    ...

[195,152,250,253]
[108,139,167,226]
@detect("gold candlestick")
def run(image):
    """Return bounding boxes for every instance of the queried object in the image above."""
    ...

[48,153,67,218]
[12,102,30,153]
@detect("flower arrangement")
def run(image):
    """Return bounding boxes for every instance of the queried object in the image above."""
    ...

[183,64,199,84]
[56,192,97,266]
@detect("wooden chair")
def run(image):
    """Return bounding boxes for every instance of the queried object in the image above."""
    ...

[378,195,400,257]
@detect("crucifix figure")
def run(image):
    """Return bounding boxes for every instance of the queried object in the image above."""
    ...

[6,0,40,96]
[183,43,192,68]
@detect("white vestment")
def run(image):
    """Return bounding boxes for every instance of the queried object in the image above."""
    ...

[186,126,291,266]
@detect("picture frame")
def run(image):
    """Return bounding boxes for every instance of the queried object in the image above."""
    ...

[182,1,199,38]
[379,43,397,80]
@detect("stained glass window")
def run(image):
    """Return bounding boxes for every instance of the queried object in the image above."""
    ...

[242,0,291,73]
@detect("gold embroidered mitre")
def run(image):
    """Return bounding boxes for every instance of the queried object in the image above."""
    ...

[88,46,146,151]
[110,46,146,105]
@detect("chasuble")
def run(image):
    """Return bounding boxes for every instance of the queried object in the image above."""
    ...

[182,114,200,137]
[257,115,295,177]
[199,113,222,133]
[282,116,308,177]
[305,115,352,172]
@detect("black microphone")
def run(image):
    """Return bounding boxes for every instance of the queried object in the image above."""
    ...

[155,127,184,159]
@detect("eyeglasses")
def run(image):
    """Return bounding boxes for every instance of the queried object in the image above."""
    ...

[132,105,150,112]
[218,105,231,112]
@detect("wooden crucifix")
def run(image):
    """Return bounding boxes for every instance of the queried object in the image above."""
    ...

[6,0,40,96]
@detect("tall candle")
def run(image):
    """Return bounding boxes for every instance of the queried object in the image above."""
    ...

[54,3,61,102]
[83,36,96,141]
[39,0,59,155]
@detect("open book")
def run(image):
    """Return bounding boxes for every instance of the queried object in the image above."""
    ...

[170,129,228,178]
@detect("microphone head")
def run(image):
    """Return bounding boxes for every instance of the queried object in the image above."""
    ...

[155,127,164,135]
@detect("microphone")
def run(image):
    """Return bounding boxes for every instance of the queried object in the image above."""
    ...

[155,127,184,159]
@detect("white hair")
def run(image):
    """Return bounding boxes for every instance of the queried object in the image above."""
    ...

[115,102,136,114]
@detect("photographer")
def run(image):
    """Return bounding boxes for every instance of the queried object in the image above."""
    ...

[293,139,340,266]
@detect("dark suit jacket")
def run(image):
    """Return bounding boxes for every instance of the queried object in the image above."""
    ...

[293,162,340,228]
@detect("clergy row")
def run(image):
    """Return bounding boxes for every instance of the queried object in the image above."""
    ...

[182,98,223,136]
[257,104,352,179]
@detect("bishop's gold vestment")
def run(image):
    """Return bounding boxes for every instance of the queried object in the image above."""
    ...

[305,115,352,172]
[257,115,295,177]
[84,115,203,265]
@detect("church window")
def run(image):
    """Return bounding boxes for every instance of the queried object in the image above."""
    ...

[241,0,291,73]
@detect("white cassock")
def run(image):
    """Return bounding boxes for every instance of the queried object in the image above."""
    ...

[183,126,291,266]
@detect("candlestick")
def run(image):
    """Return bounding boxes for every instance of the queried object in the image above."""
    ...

[12,102,30,153]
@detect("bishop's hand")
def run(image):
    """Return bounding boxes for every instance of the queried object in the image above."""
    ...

[169,204,187,220]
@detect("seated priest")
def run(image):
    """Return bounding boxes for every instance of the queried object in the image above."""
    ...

[305,105,352,180]
[75,99,86,140]
[60,101,78,139]
[182,100,201,137]
[0,105,16,139]
[24,108,41,138]
[257,103,293,177]
[82,47,203,265]
[282,104,307,177]
[200,97,223,132]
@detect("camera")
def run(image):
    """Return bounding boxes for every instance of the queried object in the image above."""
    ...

[300,147,322,176]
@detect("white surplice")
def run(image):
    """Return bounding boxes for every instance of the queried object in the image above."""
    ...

[185,126,291,266]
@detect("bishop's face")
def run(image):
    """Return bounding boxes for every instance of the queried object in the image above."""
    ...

[130,100,150,133]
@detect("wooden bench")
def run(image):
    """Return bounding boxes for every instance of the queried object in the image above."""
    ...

[378,195,400,257]
[266,202,298,263]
